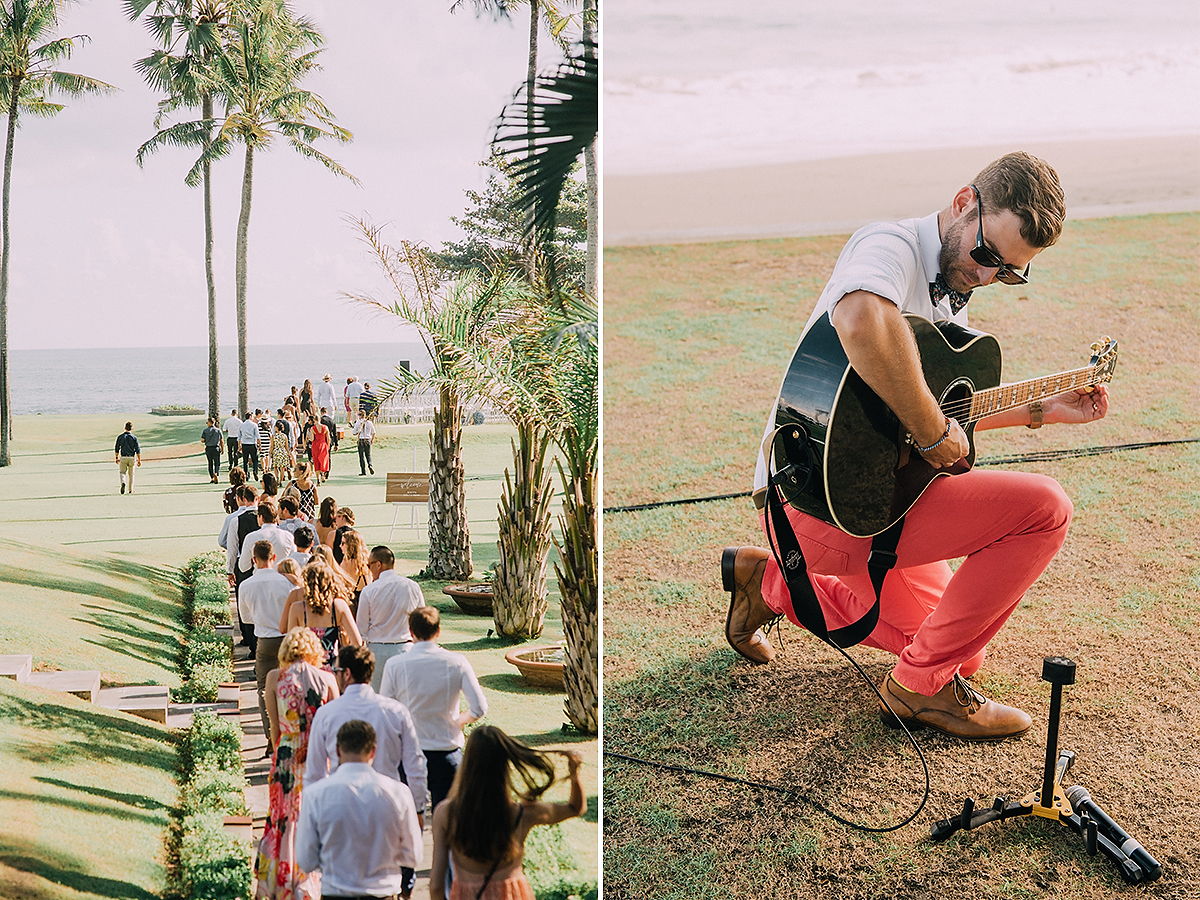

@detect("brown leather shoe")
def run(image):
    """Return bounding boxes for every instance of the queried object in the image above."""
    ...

[879,673,1032,741]
[722,546,778,665]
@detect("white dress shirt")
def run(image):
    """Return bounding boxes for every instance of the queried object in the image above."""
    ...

[286,550,312,568]
[222,506,258,573]
[223,415,241,438]
[356,570,425,644]
[315,380,336,413]
[380,641,488,752]
[295,761,422,897]
[304,683,428,812]
[236,523,296,573]
[238,418,259,445]
[236,567,294,638]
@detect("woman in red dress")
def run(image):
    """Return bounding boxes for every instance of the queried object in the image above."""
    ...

[308,415,331,485]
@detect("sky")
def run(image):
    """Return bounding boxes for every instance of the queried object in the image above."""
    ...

[7,0,570,350]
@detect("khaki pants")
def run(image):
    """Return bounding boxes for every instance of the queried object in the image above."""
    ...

[255,635,285,746]
[118,456,136,492]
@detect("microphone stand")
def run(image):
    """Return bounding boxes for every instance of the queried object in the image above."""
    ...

[928,657,1163,884]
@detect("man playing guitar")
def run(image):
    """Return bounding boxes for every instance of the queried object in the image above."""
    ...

[726,152,1110,741]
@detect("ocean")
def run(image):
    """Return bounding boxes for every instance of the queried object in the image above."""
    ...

[8,343,433,417]
[605,0,1200,174]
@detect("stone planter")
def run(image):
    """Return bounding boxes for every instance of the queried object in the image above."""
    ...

[504,645,565,690]
[442,584,494,616]
[150,406,203,416]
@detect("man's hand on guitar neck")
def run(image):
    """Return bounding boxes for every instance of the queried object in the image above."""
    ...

[1045,385,1110,425]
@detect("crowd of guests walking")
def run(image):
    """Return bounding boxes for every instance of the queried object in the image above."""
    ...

[202,375,382,486]
[216,453,583,900]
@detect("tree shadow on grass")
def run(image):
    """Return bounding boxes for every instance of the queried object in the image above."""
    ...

[73,610,181,670]
[0,835,159,900]
[33,776,168,812]
[0,692,175,773]
[0,564,180,624]
[477,672,565,696]
[0,788,166,828]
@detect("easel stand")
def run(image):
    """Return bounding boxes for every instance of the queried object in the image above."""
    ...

[929,656,1163,884]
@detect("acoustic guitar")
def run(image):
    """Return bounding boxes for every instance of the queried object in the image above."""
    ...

[770,313,1118,538]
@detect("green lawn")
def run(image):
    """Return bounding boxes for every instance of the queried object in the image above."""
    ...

[0,414,597,898]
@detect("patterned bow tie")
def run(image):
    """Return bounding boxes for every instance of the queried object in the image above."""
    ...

[929,273,972,315]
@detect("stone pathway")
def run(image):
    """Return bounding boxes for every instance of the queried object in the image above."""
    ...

[231,637,436,899]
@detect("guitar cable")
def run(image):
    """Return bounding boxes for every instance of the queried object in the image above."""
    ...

[603,435,1198,830]
[604,636,932,833]
[602,437,1199,514]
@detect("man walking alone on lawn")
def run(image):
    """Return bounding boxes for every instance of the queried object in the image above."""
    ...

[726,151,1110,741]
[114,421,141,494]
[354,414,376,476]
[201,417,223,483]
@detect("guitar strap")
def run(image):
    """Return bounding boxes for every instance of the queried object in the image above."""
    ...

[763,426,904,649]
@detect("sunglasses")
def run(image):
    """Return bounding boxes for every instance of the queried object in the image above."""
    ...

[969,184,1030,286]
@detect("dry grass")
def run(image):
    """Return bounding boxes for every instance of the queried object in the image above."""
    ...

[601,213,1200,900]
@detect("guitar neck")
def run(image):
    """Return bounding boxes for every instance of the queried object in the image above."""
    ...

[964,365,1099,423]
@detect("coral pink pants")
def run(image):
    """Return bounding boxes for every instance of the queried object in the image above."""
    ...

[758,469,1072,695]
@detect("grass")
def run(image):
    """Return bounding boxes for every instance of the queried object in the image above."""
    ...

[0,414,597,898]
[0,679,177,900]
[602,213,1200,899]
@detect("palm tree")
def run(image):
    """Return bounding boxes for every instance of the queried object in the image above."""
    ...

[345,225,522,581]
[137,0,356,415]
[449,0,575,282]
[547,289,596,730]
[127,0,231,420]
[493,37,596,291]
[0,0,113,467]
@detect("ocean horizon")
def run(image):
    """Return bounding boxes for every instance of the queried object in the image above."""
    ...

[8,342,434,417]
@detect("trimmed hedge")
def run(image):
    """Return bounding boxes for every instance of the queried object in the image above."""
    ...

[167,713,251,900]
[175,551,235,703]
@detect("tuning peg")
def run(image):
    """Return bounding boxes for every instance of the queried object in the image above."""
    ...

[1090,340,1102,354]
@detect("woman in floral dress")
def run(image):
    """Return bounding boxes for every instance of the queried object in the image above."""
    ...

[271,420,294,482]
[257,627,339,899]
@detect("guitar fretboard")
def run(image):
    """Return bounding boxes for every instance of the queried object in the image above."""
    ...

[962,365,1100,423]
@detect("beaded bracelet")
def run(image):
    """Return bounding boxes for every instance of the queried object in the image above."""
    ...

[914,417,952,454]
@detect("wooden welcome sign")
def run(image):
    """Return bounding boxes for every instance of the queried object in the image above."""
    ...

[386,472,429,504]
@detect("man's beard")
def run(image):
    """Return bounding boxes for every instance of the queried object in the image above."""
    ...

[938,215,978,294]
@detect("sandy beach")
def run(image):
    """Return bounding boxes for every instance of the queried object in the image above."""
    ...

[603,135,1200,245]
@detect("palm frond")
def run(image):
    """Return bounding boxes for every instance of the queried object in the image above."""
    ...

[492,42,597,240]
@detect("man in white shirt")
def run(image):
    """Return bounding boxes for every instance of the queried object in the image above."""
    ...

[353,414,376,476]
[315,374,337,421]
[236,500,296,576]
[381,605,487,811]
[296,719,423,900]
[236,540,294,747]
[345,376,363,423]
[306,646,428,898]
[356,545,425,691]
[238,412,260,479]
[220,484,260,651]
[222,408,242,471]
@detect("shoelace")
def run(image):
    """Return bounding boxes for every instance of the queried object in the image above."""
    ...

[762,614,786,653]
[951,673,985,714]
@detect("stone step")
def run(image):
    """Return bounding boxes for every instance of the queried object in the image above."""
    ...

[0,654,33,683]
[165,700,241,730]
[25,670,101,703]
[95,685,170,723]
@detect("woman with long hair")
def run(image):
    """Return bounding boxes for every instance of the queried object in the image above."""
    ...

[261,471,280,500]
[429,726,585,900]
[285,559,362,670]
[223,467,247,514]
[309,414,332,484]
[338,529,372,617]
[315,497,338,548]
[256,627,339,900]
[300,379,315,419]
[283,459,319,522]
[270,419,294,482]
